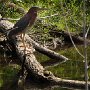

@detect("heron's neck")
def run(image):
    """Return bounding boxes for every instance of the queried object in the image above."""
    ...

[25,12,37,27]
[25,12,37,22]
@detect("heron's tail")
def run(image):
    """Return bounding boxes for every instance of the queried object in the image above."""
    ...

[0,27,12,40]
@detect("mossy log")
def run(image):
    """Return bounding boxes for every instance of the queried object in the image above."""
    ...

[49,30,90,45]
[0,19,90,89]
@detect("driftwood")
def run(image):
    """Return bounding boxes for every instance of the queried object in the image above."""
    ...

[1,19,90,89]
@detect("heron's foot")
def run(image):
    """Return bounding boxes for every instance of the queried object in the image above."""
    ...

[24,47,33,54]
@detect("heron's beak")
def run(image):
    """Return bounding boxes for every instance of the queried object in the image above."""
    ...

[38,8,48,11]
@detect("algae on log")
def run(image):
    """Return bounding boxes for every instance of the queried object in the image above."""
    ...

[0,19,90,89]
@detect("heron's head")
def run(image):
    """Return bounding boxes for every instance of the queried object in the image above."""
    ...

[28,6,48,14]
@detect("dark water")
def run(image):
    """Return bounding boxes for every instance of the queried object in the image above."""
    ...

[0,64,75,90]
[24,81,73,90]
[10,81,75,90]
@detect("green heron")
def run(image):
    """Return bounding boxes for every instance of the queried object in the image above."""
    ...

[7,6,47,51]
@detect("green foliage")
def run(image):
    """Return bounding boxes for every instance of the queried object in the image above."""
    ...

[0,0,89,33]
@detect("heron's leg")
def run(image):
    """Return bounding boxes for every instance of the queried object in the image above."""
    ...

[20,33,32,54]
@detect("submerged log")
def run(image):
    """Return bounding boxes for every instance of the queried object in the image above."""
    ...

[1,19,90,89]
[49,77,90,89]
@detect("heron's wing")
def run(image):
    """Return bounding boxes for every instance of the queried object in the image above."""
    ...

[14,16,30,29]
[7,26,19,37]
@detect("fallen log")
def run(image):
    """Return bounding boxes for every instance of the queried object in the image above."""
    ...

[1,19,90,89]
[49,30,90,45]
[3,34,90,89]
[49,77,90,89]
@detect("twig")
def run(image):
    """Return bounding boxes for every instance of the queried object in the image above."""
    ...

[60,1,84,58]
[0,14,59,21]
[85,26,90,38]
[39,13,59,19]
[83,0,88,89]
[0,18,20,21]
